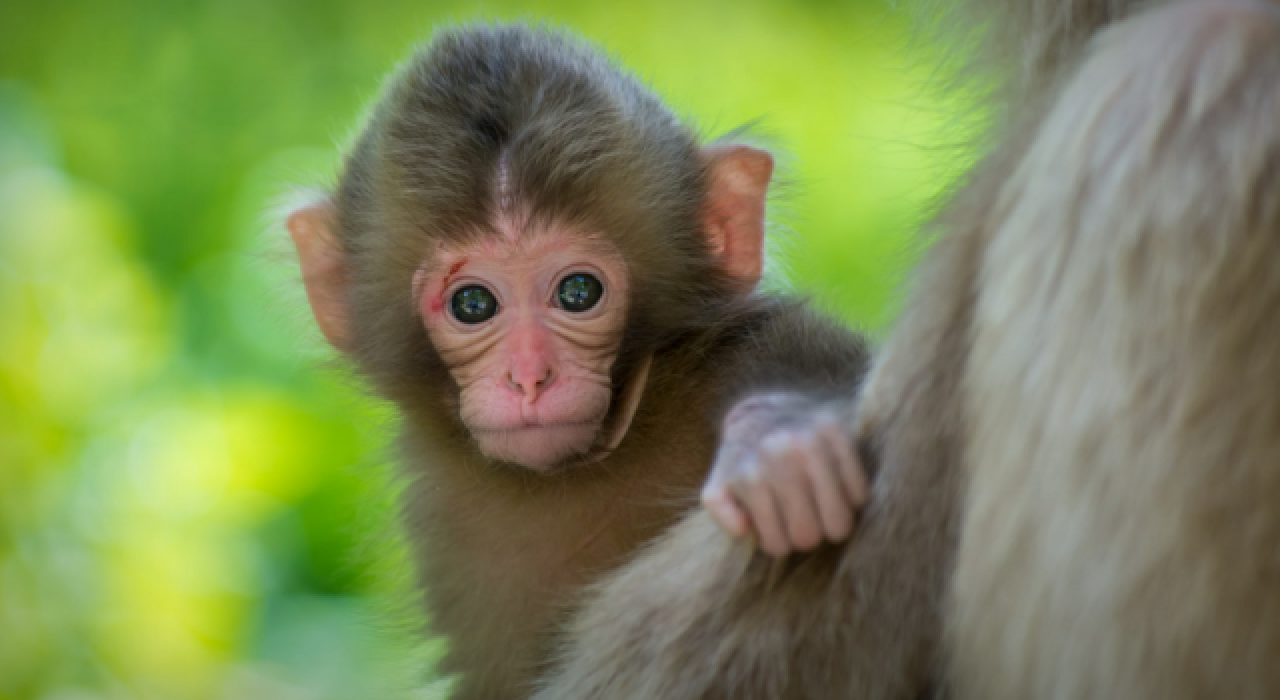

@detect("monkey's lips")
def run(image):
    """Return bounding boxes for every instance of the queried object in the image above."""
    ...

[470,420,605,470]
[458,379,615,470]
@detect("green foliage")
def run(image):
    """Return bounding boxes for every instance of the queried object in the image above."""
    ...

[0,1,952,698]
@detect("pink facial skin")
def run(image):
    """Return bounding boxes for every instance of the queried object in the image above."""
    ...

[418,218,630,470]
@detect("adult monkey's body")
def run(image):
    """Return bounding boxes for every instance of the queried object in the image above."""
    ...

[286,26,871,699]
[538,0,1280,698]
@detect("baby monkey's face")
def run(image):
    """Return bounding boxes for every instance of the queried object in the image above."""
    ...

[417,217,634,470]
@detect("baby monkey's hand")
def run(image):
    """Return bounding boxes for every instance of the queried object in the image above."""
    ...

[701,393,868,557]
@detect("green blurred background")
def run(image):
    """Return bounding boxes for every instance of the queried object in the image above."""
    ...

[0,1,958,698]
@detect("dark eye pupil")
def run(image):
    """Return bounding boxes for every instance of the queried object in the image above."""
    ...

[558,274,603,312]
[450,285,498,324]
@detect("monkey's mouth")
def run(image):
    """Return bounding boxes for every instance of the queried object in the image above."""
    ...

[471,418,604,433]
[465,354,653,470]
[472,421,604,471]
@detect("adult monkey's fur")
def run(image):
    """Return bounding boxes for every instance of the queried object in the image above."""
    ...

[535,0,1280,697]
[953,2,1280,697]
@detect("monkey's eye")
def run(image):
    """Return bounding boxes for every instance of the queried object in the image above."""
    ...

[450,285,499,324]
[557,274,603,312]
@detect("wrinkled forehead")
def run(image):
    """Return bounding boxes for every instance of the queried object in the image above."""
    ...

[429,212,624,266]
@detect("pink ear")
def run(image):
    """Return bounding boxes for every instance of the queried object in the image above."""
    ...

[286,198,349,351]
[702,145,774,291]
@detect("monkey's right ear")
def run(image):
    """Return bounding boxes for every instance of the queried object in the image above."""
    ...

[286,198,349,352]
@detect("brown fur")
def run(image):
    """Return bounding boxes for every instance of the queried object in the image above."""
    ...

[536,1,1280,698]
[403,301,868,699]
[294,24,872,699]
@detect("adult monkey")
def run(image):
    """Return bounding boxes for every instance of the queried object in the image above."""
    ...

[537,0,1280,698]
[286,25,873,699]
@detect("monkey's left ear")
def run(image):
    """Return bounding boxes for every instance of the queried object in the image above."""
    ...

[702,145,774,291]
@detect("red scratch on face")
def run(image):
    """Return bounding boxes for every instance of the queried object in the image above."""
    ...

[430,258,468,313]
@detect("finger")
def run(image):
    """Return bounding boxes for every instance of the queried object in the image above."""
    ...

[735,478,790,557]
[765,444,825,552]
[702,441,748,506]
[800,440,854,542]
[821,422,869,507]
[701,484,750,538]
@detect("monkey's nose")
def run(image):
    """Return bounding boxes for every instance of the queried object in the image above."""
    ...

[507,366,554,402]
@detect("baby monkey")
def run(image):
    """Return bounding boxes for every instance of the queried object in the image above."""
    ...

[287,23,870,698]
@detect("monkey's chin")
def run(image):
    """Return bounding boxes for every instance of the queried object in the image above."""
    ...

[474,423,603,471]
